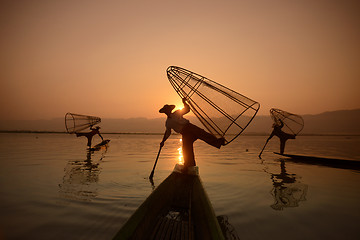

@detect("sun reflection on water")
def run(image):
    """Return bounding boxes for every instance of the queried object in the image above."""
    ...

[177,138,183,165]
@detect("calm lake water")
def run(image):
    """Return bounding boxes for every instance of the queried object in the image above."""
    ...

[0,133,359,240]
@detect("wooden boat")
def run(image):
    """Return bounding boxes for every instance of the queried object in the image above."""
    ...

[113,164,225,240]
[89,139,110,151]
[274,152,360,170]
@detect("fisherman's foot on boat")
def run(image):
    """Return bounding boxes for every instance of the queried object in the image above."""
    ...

[214,137,226,149]
[181,166,189,174]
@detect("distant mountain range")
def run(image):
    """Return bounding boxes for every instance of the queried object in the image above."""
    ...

[1,109,359,135]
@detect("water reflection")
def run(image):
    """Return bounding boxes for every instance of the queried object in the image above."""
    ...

[217,215,241,240]
[59,147,108,202]
[267,160,308,210]
[149,139,183,190]
[177,139,184,165]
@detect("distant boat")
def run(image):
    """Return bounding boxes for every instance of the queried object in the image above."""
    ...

[89,139,110,151]
[113,164,225,240]
[274,152,360,170]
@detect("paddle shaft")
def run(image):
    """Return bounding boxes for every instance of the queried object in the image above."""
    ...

[258,140,269,159]
[149,146,162,180]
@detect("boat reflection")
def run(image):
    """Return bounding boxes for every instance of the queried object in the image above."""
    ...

[59,147,108,202]
[217,215,241,240]
[268,160,308,210]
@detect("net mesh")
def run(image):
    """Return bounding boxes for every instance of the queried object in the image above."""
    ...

[270,108,304,136]
[167,66,260,145]
[65,112,101,134]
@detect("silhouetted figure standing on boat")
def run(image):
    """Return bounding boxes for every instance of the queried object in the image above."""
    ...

[76,126,103,149]
[266,119,296,154]
[159,98,225,170]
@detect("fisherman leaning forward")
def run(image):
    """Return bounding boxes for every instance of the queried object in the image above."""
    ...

[267,119,296,154]
[76,126,104,149]
[159,98,225,170]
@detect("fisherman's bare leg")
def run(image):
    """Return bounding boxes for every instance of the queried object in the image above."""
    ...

[280,139,286,154]
[182,134,196,168]
[87,137,92,148]
[185,124,224,149]
[76,132,86,137]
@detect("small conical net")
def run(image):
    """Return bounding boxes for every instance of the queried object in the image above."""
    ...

[270,108,304,136]
[65,113,101,134]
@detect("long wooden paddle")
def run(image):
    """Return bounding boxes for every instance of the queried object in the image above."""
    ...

[258,140,269,159]
[149,146,162,180]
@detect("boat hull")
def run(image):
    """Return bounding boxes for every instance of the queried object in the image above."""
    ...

[274,152,360,170]
[113,164,224,240]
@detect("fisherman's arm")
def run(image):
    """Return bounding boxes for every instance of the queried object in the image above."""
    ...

[181,98,190,115]
[278,119,284,128]
[160,128,171,147]
[266,130,275,141]
[98,132,104,140]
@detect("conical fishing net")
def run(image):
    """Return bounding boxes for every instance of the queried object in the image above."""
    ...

[65,112,101,134]
[167,66,260,145]
[270,108,304,136]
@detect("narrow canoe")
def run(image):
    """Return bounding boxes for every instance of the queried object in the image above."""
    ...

[113,164,225,240]
[89,139,110,151]
[274,152,360,170]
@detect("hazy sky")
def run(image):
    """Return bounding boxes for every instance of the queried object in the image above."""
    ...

[1,0,359,120]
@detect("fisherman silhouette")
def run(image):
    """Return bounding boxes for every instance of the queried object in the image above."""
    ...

[159,98,225,170]
[267,119,296,154]
[76,126,104,149]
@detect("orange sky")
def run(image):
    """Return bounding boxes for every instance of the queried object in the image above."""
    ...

[1,0,359,120]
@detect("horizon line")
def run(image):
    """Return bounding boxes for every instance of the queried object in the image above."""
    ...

[2,108,359,121]
[1,130,359,137]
